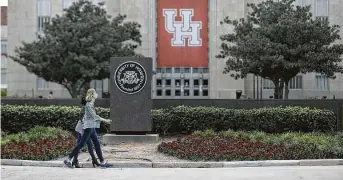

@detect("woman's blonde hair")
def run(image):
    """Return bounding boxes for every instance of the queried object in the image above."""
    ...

[85,88,96,102]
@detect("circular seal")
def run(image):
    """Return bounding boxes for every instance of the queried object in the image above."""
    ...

[114,61,147,94]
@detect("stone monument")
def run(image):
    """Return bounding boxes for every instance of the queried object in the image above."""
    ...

[102,57,159,144]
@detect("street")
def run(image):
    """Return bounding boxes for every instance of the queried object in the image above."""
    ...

[1,166,343,180]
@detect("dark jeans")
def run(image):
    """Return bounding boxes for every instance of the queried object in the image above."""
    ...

[69,128,104,162]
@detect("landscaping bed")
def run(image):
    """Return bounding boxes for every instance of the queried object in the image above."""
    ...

[157,130,343,161]
[1,126,75,161]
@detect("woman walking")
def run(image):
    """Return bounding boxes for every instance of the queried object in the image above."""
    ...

[64,88,113,168]
[72,96,102,168]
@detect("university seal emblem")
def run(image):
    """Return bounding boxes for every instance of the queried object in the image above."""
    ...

[114,61,147,94]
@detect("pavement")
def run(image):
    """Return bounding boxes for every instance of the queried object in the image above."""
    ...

[2,165,343,180]
[1,159,343,168]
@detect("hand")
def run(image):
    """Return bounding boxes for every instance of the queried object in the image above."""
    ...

[104,119,112,124]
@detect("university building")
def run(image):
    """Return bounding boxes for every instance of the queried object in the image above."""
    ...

[1,6,7,89]
[5,0,343,99]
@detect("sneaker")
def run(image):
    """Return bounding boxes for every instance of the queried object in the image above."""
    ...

[100,161,113,168]
[64,160,72,168]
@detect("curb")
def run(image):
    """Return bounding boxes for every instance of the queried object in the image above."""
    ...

[1,159,343,168]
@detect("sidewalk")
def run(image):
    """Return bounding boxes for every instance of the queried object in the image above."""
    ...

[2,165,343,180]
[69,137,189,164]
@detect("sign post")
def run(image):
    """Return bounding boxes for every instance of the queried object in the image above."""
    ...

[103,57,159,143]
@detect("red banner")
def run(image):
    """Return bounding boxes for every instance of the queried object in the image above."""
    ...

[157,0,208,67]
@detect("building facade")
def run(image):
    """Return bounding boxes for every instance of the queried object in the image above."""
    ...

[6,0,343,99]
[1,6,7,89]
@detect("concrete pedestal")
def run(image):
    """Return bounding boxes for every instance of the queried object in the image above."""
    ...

[102,134,159,144]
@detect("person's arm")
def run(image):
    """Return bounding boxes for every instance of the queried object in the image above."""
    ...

[85,103,111,124]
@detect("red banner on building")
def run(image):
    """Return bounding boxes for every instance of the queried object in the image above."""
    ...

[157,0,208,67]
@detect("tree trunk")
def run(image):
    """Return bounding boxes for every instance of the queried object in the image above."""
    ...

[274,85,280,99]
[65,84,79,98]
[272,79,284,99]
[284,80,290,100]
[81,81,91,97]
[279,80,284,99]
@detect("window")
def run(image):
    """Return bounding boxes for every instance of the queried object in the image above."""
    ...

[156,89,162,96]
[202,79,208,86]
[62,0,77,9]
[184,68,190,73]
[193,90,199,96]
[37,77,49,89]
[154,66,210,98]
[184,90,189,96]
[37,0,51,32]
[1,40,7,55]
[263,79,275,89]
[203,68,209,73]
[175,79,181,87]
[166,68,172,73]
[1,58,6,69]
[165,79,171,86]
[165,89,171,96]
[316,75,329,90]
[156,79,162,87]
[184,79,190,87]
[1,71,6,85]
[316,0,329,17]
[316,16,329,23]
[203,90,208,96]
[102,78,109,93]
[175,90,181,96]
[90,80,102,91]
[289,75,303,89]
[194,79,199,87]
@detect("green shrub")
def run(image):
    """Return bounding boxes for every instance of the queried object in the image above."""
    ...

[1,89,7,97]
[158,131,343,161]
[0,104,337,134]
[1,126,71,145]
[1,126,75,160]
[155,106,336,134]
[0,104,110,134]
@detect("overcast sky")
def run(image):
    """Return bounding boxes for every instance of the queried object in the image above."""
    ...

[0,0,8,6]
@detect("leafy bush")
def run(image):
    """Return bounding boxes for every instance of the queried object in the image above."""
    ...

[1,126,75,160]
[152,106,337,134]
[0,104,110,134]
[0,104,337,134]
[1,88,7,97]
[158,131,343,161]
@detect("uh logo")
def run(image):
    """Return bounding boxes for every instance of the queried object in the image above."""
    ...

[163,9,202,47]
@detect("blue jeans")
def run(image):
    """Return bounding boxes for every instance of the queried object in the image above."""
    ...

[69,128,104,162]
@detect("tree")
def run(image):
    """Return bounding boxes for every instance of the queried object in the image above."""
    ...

[217,0,343,99]
[10,0,142,98]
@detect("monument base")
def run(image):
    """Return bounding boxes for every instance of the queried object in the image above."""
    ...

[102,134,159,144]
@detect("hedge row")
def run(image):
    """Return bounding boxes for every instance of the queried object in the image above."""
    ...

[1,104,337,134]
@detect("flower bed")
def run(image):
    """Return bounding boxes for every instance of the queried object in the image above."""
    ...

[1,126,75,161]
[157,130,343,161]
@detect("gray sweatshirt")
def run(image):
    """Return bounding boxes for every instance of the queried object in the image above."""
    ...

[82,101,101,129]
